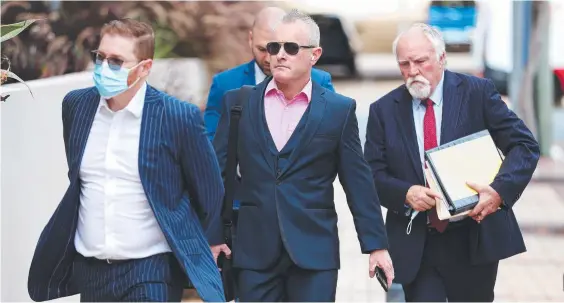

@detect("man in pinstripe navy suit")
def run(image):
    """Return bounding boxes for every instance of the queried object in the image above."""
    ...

[364,23,539,301]
[27,19,229,302]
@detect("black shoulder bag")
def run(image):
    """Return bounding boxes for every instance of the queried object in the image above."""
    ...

[217,85,252,302]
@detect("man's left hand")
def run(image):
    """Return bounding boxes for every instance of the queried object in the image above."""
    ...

[369,249,394,288]
[466,181,502,223]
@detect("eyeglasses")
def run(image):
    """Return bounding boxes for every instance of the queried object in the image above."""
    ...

[91,50,133,71]
[266,42,315,56]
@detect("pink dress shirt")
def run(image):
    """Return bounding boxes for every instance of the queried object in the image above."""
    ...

[264,79,312,151]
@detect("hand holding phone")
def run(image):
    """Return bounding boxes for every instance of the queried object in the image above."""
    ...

[369,249,394,291]
[375,266,389,292]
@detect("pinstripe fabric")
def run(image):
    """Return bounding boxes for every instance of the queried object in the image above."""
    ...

[363,70,540,285]
[28,86,226,302]
[73,253,184,302]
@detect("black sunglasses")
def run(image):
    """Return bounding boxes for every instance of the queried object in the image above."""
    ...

[91,50,129,71]
[266,42,315,56]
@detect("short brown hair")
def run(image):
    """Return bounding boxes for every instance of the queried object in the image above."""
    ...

[100,18,155,60]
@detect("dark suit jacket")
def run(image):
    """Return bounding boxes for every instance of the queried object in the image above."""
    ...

[212,78,388,271]
[204,60,335,141]
[364,70,540,284]
[27,86,226,302]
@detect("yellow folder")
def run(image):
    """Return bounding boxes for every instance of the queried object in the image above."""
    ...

[424,130,504,219]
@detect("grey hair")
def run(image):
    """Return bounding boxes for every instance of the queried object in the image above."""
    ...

[392,23,446,62]
[280,9,320,47]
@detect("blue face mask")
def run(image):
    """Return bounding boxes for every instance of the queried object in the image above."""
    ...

[93,61,142,98]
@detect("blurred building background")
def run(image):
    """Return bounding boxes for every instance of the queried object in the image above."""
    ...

[1,1,563,302]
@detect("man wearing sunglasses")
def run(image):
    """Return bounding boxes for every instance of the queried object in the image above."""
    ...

[203,6,335,142]
[213,9,394,301]
[27,18,227,302]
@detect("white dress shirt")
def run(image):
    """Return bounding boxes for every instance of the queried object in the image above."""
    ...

[254,62,267,85]
[74,82,171,260]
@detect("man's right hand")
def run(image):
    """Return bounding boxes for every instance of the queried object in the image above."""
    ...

[406,185,441,211]
[210,244,231,265]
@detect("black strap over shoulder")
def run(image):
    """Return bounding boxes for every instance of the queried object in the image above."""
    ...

[218,85,252,302]
[221,85,252,224]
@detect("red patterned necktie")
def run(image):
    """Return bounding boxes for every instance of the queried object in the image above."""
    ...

[423,98,448,233]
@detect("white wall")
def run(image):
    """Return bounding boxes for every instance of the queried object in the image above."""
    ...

[0,59,208,302]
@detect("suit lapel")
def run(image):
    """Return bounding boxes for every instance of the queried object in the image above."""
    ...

[138,85,164,197]
[440,70,464,144]
[69,88,100,181]
[280,82,326,177]
[394,88,424,183]
[243,60,256,86]
[247,79,276,171]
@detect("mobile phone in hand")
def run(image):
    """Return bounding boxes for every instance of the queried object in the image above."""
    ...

[375,266,389,292]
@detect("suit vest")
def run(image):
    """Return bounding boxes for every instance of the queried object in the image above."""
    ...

[259,99,311,177]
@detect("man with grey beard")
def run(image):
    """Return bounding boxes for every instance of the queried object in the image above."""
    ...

[363,23,539,301]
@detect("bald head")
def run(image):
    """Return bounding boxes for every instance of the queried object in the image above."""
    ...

[392,23,445,61]
[252,6,286,33]
[248,7,286,76]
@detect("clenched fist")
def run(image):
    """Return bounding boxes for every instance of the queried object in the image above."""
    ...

[210,244,231,264]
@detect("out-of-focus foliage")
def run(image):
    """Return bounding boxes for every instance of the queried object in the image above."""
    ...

[1,1,124,81]
[0,1,276,82]
[0,18,39,101]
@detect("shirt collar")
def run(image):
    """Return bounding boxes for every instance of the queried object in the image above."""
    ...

[100,81,147,117]
[413,71,445,106]
[254,62,267,84]
[265,78,312,102]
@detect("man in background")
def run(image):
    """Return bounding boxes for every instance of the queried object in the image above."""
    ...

[471,0,564,105]
[470,0,513,95]
[203,6,335,141]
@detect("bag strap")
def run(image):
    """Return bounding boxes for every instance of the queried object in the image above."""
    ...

[221,85,252,226]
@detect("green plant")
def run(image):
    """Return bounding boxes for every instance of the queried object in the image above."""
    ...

[1,19,38,101]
